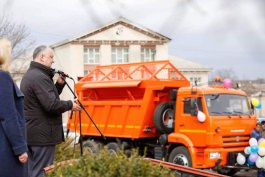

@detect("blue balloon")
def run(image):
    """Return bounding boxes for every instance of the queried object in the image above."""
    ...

[255,102,262,109]
[250,145,259,153]
[247,157,255,166]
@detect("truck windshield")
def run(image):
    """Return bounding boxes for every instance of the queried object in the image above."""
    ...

[205,94,252,116]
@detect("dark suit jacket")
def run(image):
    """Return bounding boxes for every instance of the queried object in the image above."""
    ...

[0,70,28,177]
[20,61,72,146]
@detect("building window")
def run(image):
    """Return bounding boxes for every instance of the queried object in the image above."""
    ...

[141,48,155,62]
[111,48,129,64]
[190,77,201,84]
[84,47,100,64]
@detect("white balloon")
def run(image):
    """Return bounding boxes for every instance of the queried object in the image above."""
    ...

[262,157,265,169]
[236,153,246,165]
[258,148,265,156]
[244,146,251,155]
[256,157,263,168]
[249,138,258,146]
[197,111,206,122]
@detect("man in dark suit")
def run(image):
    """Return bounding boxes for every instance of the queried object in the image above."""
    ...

[20,45,81,177]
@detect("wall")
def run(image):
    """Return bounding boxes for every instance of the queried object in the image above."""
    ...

[181,71,209,86]
[129,45,141,63]
[84,24,158,41]
[53,44,80,122]
[100,44,111,65]
[155,44,168,60]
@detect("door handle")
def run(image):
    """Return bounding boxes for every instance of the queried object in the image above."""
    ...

[179,124,184,127]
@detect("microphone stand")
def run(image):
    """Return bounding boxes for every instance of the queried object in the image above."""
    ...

[61,76,106,156]
[78,110,83,156]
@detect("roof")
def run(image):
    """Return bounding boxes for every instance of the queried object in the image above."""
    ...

[251,90,265,97]
[179,86,247,96]
[51,17,171,48]
[169,55,212,72]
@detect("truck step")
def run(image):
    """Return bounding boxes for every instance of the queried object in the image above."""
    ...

[154,147,163,160]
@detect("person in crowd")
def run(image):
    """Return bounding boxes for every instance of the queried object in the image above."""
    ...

[250,122,263,177]
[0,38,28,177]
[261,120,265,138]
[250,122,262,140]
[20,45,81,177]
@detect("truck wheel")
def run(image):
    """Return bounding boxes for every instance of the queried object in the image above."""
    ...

[83,140,100,155]
[169,146,192,167]
[154,102,174,133]
[106,142,120,156]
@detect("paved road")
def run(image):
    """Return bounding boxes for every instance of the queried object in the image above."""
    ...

[233,169,257,177]
[176,169,258,177]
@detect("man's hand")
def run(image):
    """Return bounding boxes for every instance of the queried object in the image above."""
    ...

[57,74,66,84]
[18,152,28,164]
[72,101,81,111]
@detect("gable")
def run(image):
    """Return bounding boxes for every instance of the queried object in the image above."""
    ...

[52,18,171,48]
[81,24,159,41]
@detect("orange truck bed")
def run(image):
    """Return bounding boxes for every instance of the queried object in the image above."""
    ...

[67,60,190,138]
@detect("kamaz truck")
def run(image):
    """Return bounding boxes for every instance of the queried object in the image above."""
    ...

[67,60,256,175]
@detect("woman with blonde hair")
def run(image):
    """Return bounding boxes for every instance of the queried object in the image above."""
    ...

[0,38,28,177]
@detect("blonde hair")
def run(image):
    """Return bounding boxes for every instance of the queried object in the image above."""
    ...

[0,38,12,71]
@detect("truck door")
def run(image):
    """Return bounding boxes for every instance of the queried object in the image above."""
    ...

[177,96,207,147]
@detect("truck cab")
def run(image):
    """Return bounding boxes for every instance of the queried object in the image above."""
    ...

[165,86,256,174]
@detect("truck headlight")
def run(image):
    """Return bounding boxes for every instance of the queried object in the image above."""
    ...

[210,152,220,159]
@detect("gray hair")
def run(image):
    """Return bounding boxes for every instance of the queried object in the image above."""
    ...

[33,45,48,60]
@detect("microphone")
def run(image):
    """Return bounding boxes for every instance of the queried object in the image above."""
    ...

[52,69,73,79]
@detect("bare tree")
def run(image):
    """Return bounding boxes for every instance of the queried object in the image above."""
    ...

[209,68,238,81]
[0,14,34,59]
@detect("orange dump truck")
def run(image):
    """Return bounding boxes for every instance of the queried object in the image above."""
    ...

[67,60,256,175]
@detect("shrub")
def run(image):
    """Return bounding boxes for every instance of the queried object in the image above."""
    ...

[49,139,175,177]
[54,138,82,162]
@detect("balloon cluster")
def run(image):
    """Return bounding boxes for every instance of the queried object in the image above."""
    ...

[237,138,265,168]
[251,98,262,109]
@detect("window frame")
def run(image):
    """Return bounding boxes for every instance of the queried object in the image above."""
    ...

[190,77,202,84]
[183,97,203,114]
[111,47,129,64]
[84,47,100,64]
[141,47,155,62]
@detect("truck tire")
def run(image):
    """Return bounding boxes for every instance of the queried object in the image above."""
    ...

[154,102,174,133]
[83,140,100,155]
[169,147,192,177]
[106,142,120,156]
[169,146,192,167]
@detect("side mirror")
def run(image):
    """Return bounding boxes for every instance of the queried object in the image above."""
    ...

[197,111,206,123]
[190,98,198,116]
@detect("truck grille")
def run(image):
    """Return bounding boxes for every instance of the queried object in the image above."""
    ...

[222,135,249,147]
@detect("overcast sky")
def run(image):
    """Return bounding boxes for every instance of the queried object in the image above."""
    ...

[1,0,265,80]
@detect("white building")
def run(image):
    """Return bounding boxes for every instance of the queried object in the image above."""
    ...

[51,17,211,101]
[7,18,211,122]
[51,18,171,78]
[169,56,211,86]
